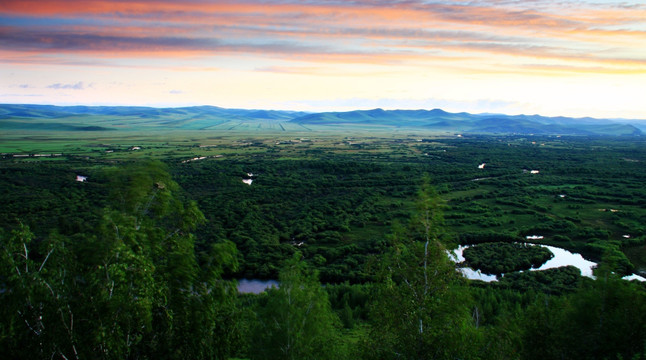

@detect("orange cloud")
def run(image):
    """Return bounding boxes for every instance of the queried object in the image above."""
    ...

[2,0,645,76]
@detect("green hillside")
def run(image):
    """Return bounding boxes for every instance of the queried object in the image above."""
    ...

[1,104,643,136]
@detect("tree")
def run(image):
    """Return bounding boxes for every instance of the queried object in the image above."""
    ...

[523,268,646,360]
[251,252,343,360]
[363,179,481,360]
[95,161,240,359]
[0,225,80,359]
[1,161,240,359]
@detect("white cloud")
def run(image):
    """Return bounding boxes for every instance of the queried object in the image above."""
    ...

[47,81,87,90]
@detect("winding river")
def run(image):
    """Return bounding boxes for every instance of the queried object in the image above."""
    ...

[237,243,645,293]
[449,243,646,282]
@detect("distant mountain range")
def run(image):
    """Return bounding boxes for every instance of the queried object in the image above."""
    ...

[291,108,644,136]
[0,104,643,136]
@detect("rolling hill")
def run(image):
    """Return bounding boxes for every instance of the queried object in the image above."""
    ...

[0,104,643,136]
[290,108,643,136]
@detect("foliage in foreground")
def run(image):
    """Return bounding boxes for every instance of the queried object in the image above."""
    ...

[523,270,646,360]
[0,161,241,359]
[362,180,483,359]
[251,252,343,360]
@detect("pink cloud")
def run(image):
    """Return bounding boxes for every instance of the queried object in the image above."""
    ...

[1,0,644,72]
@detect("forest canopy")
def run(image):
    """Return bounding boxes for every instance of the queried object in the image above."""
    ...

[2,135,646,359]
[462,242,554,275]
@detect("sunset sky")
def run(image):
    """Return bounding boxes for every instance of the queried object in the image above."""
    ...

[1,0,646,118]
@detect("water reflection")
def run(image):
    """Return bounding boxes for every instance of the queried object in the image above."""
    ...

[449,243,644,282]
[458,267,498,282]
[624,274,646,282]
[534,245,596,277]
[237,279,278,294]
[450,243,597,281]
[447,247,499,282]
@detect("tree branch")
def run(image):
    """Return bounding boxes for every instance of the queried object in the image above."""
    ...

[39,247,55,273]
[2,246,22,276]
[18,310,41,336]
[23,242,29,273]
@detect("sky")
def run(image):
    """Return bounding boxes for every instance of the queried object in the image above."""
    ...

[1,0,646,118]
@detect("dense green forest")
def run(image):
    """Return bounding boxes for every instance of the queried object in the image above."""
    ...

[462,242,554,275]
[2,135,646,359]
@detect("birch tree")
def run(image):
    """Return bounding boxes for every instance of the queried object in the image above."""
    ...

[364,179,480,360]
[0,225,79,359]
[251,252,342,360]
[1,161,240,359]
